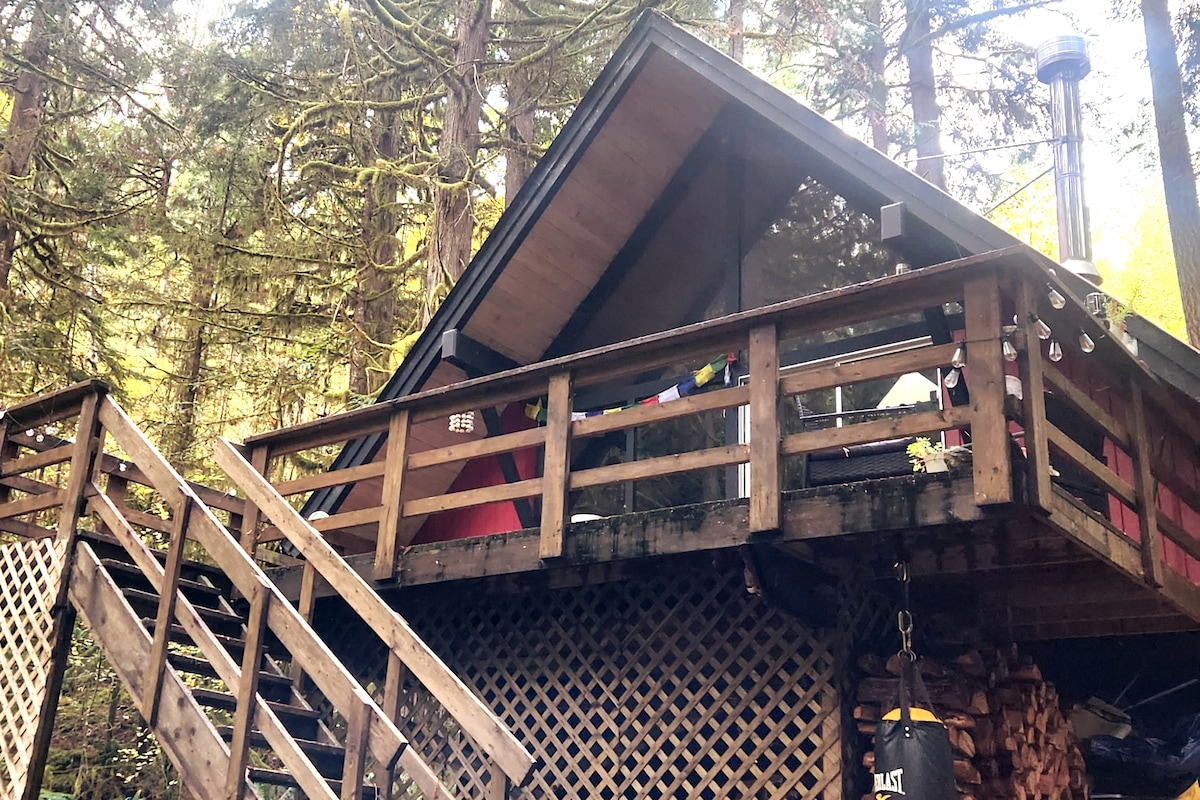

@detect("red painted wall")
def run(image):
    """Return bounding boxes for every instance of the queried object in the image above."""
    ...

[1053,346,1200,584]
[412,404,540,544]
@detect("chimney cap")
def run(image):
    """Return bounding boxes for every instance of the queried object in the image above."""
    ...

[1062,258,1102,285]
[1037,35,1090,83]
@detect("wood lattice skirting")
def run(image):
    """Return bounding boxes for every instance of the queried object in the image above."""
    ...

[317,559,844,799]
[0,537,69,800]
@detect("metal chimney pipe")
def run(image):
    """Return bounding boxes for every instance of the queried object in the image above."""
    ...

[1036,35,1101,284]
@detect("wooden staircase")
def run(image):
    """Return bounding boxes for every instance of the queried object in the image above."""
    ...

[79,530,382,799]
[0,382,535,800]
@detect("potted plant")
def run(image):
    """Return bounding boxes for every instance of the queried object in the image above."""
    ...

[907,437,948,473]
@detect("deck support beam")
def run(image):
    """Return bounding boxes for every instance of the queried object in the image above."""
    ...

[963,271,1012,505]
[540,372,573,560]
[748,324,780,534]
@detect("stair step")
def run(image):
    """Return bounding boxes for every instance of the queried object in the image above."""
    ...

[216,727,347,778]
[142,620,287,661]
[100,558,223,604]
[247,767,379,800]
[166,652,294,701]
[123,587,244,634]
[81,530,230,590]
[191,688,320,739]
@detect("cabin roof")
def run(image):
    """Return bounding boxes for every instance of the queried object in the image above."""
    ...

[310,10,1189,513]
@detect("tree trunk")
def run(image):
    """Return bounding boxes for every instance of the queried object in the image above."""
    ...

[351,116,400,396]
[728,0,744,63]
[867,0,889,152]
[1142,0,1200,346]
[425,0,491,324]
[504,64,536,208]
[165,267,212,469]
[903,0,945,189]
[0,4,52,293]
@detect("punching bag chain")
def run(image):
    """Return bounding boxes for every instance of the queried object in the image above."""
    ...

[895,560,915,661]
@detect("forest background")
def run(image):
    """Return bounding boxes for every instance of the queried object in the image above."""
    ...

[3,0,1200,796]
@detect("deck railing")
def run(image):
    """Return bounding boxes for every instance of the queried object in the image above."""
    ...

[233,249,1200,594]
[1011,269,1200,590]
[238,251,1038,579]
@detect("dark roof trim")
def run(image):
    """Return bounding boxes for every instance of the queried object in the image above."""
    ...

[1124,314,1200,400]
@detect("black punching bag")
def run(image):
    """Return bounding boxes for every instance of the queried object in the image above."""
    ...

[872,658,957,800]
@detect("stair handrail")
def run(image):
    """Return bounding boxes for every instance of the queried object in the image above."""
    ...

[214,436,537,787]
[93,397,422,797]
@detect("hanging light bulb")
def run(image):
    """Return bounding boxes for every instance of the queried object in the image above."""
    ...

[951,344,967,369]
[1031,315,1053,340]
[1078,331,1096,353]
[448,410,476,434]
[1048,339,1063,362]
[1047,285,1067,310]
[1002,338,1019,362]
[943,368,961,389]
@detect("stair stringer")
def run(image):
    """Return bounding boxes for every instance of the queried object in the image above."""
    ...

[68,541,238,800]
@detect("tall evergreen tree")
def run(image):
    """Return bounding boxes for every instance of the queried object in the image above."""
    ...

[1140,0,1200,346]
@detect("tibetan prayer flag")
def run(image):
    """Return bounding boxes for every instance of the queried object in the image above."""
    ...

[657,385,681,403]
[525,352,736,425]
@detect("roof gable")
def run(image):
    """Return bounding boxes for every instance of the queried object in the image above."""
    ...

[314,10,1047,506]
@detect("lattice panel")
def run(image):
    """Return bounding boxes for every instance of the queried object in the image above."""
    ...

[320,564,842,799]
[0,536,68,800]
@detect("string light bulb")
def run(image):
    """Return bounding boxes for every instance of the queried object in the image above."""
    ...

[448,410,476,434]
[943,368,961,389]
[951,344,967,369]
[1048,339,1063,362]
[1078,331,1096,353]
[1031,315,1053,340]
[1002,338,1019,362]
[1047,285,1066,310]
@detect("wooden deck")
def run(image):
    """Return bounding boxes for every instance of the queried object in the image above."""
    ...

[223,249,1200,639]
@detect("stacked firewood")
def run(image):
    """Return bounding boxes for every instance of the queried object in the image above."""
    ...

[855,647,1089,800]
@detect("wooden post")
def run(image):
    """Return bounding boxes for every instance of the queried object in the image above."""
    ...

[225,581,271,800]
[1016,278,1051,511]
[820,679,842,800]
[144,496,192,726]
[375,408,410,581]
[292,559,318,692]
[238,445,269,557]
[0,417,15,506]
[963,273,1012,505]
[748,324,781,534]
[540,372,573,560]
[1127,382,1165,587]
[99,472,129,538]
[382,650,405,722]
[487,769,512,800]
[380,651,407,800]
[20,603,77,800]
[55,392,102,545]
[341,699,370,800]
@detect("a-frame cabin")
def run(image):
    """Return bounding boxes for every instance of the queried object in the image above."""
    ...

[3,11,1200,800]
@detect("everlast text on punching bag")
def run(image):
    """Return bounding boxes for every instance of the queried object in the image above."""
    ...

[872,657,956,800]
